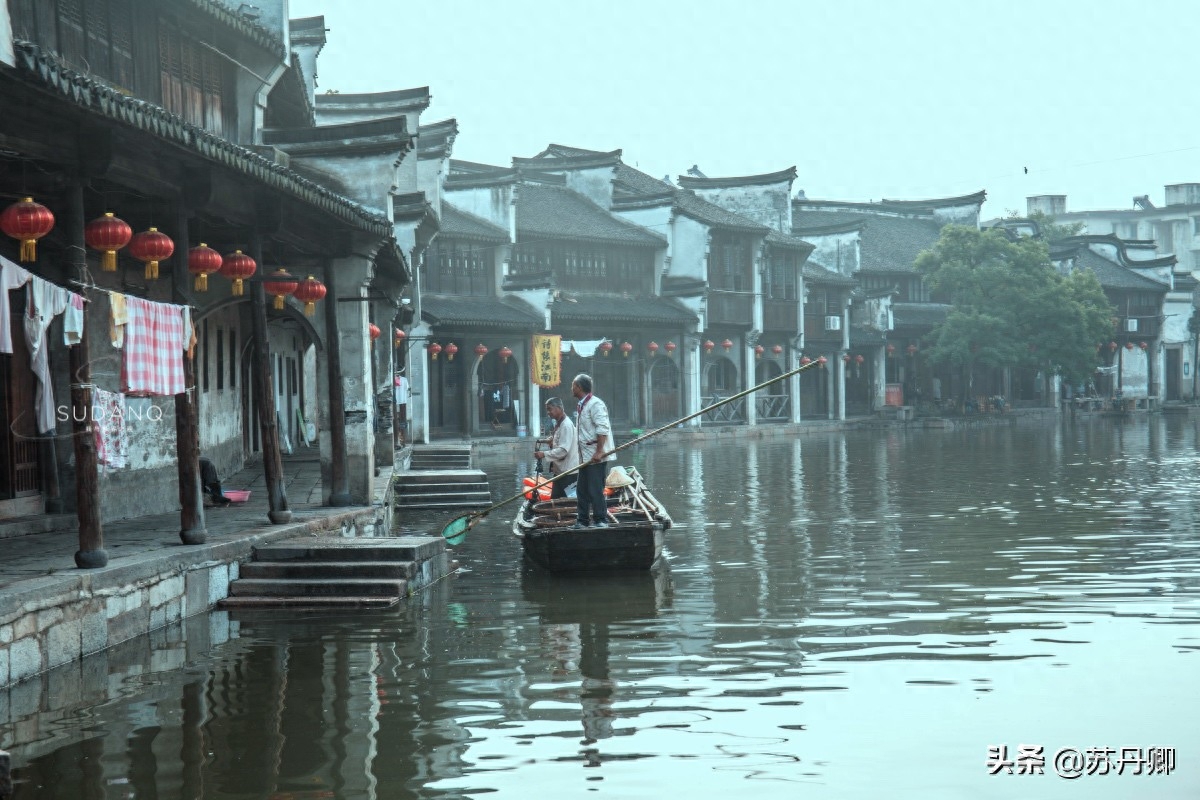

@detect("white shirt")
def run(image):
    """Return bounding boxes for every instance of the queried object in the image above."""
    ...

[543,415,579,476]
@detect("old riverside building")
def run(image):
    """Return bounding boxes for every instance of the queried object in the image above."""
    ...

[0,3,435,542]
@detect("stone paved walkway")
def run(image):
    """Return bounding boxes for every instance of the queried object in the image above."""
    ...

[0,452,352,592]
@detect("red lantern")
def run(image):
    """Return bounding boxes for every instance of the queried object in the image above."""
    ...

[499,345,513,363]
[188,243,223,292]
[599,341,613,357]
[445,342,459,361]
[886,343,896,357]
[665,341,677,355]
[801,355,812,366]
[368,323,381,341]
[291,275,327,317]
[772,344,783,355]
[906,344,917,356]
[128,227,174,280]
[854,354,864,364]
[1124,341,1134,350]
[85,212,132,272]
[817,356,828,366]
[721,338,733,352]
[264,268,299,310]
[395,328,407,347]
[703,340,715,354]
[754,344,765,359]
[220,250,257,296]
[620,341,633,358]
[648,341,660,356]
[474,343,488,358]
[1,197,54,262]
[1108,341,1118,351]
[1139,341,1147,350]
[429,341,442,360]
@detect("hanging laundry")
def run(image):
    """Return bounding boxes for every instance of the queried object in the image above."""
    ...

[0,254,32,354]
[63,292,84,345]
[121,295,186,396]
[93,387,128,469]
[24,275,70,433]
[109,291,127,348]
[181,306,196,359]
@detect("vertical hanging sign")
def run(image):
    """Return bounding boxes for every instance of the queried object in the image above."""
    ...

[532,334,562,388]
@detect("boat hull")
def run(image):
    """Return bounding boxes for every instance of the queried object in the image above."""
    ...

[517,521,665,572]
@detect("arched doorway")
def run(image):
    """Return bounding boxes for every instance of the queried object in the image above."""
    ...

[649,357,681,426]
[477,350,520,433]
[754,359,788,421]
[429,345,468,436]
[702,357,743,423]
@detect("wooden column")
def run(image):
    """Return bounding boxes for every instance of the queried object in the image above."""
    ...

[173,206,205,544]
[324,273,351,506]
[66,183,106,568]
[250,234,291,523]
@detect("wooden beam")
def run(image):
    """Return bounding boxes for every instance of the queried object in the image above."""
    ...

[174,205,206,544]
[250,233,292,523]
[324,270,351,506]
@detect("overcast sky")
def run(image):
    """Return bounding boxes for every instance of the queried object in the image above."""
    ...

[289,0,1199,218]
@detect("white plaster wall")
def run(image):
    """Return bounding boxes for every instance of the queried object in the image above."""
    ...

[292,152,397,215]
[798,229,860,276]
[560,166,616,209]
[1162,296,1191,343]
[932,202,981,227]
[614,205,673,256]
[197,304,247,478]
[668,216,710,283]
[691,180,792,232]
[418,156,446,216]
[293,44,321,108]
[0,0,14,67]
[445,185,514,232]
[1121,349,1150,396]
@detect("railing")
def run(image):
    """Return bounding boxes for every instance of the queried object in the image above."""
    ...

[763,300,797,332]
[756,393,790,421]
[701,394,746,424]
[708,290,754,326]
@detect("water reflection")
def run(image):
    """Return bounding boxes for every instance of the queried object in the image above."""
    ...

[4,417,1200,798]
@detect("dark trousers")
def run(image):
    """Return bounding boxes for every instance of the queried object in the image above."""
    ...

[576,461,609,525]
[549,471,578,500]
[198,457,225,500]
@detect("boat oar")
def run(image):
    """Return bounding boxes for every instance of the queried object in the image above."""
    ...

[438,357,824,544]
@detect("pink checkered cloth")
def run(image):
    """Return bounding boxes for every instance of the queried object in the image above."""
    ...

[121,295,187,396]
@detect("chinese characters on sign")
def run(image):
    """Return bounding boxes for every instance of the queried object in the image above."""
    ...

[987,745,1175,778]
[532,334,561,388]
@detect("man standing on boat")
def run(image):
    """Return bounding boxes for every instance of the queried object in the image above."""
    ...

[571,373,616,528]
[534,397,579,499]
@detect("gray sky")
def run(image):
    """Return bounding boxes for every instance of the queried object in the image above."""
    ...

[289,0,1200,218]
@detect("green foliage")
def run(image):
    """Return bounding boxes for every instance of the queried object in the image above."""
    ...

[1027,210,1085,243]
[915,225,1114,384]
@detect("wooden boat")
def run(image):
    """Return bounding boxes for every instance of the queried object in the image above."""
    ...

[512,465,672,572]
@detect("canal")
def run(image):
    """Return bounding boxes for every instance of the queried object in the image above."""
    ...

[4,417,1199,798]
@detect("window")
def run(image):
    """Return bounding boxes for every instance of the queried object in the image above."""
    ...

[215,329,224,391]
[709,234,752,291]
[158,20,231,136]
[766,250,799,300]
[508,242,653,293]
[1192,217,1200,237]
[426,239,491,295]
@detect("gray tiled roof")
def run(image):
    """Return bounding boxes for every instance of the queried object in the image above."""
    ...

[802,262,857,286]
[13,42,392,237]
[892,302,951,328]
[1066,248,1169,292]
[422,295,542,330]
[794,209,941,274]
[766,230,815,253]
[550,293,697,324]
[517,184,666,246]
[441,203,509,241]
[674,191,770,233]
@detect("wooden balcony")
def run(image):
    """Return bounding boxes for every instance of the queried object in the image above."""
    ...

[1115,316,1160,338]
[708,290,754,327]
[763,299,798,332]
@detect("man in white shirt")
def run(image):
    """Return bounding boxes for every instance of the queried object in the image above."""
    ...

[533,397,579,499]
[571,373,616,528]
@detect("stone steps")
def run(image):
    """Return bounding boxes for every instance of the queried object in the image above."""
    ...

[0,513,78,541]
[219,536,447,610]
[394,468,492,509]
[410,445,473,471]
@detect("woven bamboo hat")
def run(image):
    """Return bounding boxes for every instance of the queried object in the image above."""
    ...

[605,465,635,488]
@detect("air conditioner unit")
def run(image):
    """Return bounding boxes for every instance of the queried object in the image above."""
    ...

[1125,318,1138,332]
[824,315,842,332]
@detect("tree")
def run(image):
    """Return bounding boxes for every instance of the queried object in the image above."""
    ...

[915,225,1114,400]
[1026,210,1084,243]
